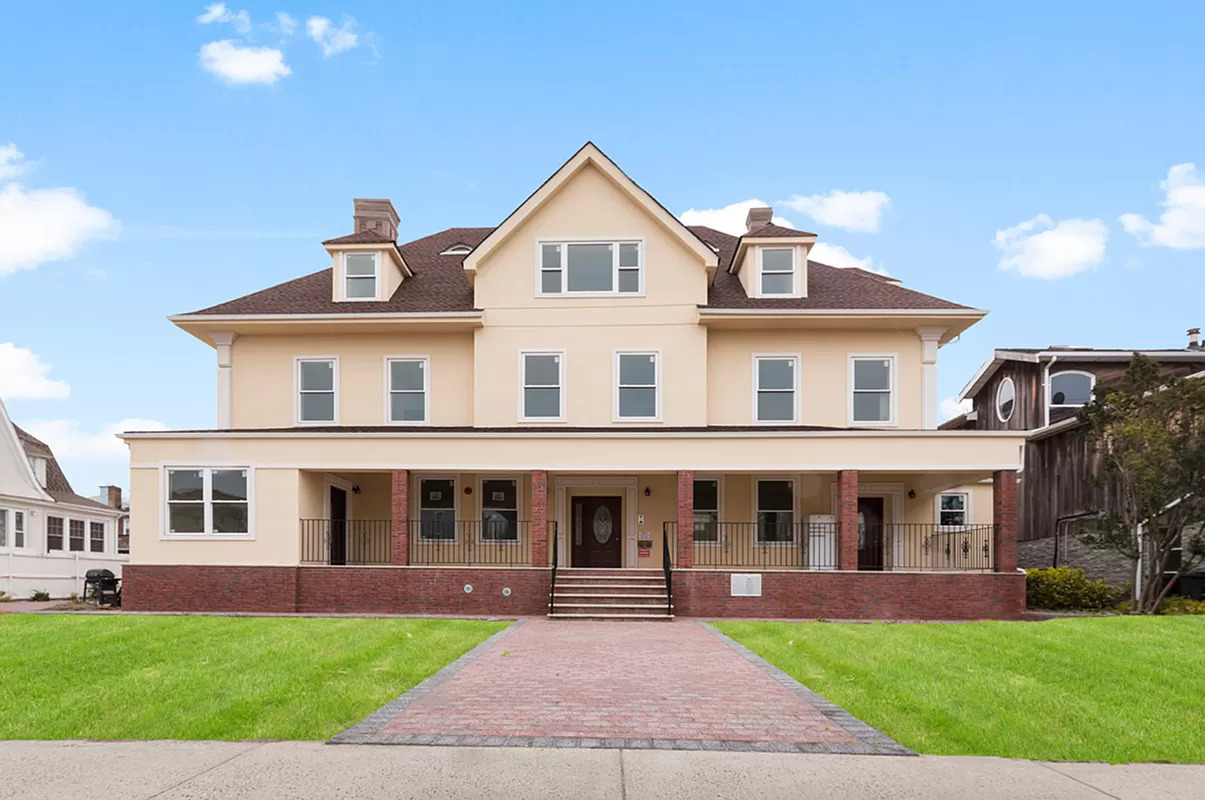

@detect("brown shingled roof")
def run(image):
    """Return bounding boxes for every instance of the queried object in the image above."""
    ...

[321,229,398,245]
[13,425,115,510]
[745,222,817,238]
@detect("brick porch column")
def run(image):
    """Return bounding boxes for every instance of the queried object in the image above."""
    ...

[390,469,409,565]
[531,470,549,567]
[837,470,859,571]
[676,470,694,568]
[993,469,1019,573]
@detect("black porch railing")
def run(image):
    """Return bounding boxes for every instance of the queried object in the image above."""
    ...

[860,523,994,572]
[409,520,554,566]
[301,519,391,565]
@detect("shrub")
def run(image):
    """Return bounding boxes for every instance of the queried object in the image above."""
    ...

[1026,568,1124,611]
[1157,596,1205,615]
[0,591,12,603]
[29,590,51,602]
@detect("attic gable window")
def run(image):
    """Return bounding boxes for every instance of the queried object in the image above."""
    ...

[539,241,642,296]
[440,244,473,256]
[343,252,379,300]
[759,247,795,296]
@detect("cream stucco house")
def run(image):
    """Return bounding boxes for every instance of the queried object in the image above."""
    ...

[122,143,1026,619]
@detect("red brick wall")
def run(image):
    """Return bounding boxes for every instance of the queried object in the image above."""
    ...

[531,470,548,567]
[993,469,1019,573]
[391,469,409,566]
[836,470,859,571]
[676,470,694,568]
[674,570,1025,620]
[122,565,299,613]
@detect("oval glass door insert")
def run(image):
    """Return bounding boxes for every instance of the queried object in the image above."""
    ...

[592,505,613,544]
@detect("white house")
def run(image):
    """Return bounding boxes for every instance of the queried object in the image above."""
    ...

[0,398,127,599]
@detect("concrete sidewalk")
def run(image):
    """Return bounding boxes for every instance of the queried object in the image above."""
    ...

[2,741,1202,800]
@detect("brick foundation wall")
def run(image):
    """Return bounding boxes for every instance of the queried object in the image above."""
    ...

[674,570,1026,620]
[122,565,299,613]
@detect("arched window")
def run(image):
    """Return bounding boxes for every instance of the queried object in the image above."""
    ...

[1050,371,1095,407]
[996,377,1015,422]
[439,244,473,256]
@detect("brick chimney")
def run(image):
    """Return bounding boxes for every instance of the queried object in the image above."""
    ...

[352,198,399,241]
[100,485,123,509]
[1188,327,1201,349]
[745,206,773,233]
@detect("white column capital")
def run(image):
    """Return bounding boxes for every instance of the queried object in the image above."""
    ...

[915,327,947,365]
[212,332,238,367]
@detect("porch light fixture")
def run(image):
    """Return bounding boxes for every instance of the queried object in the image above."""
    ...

[352,485,361,495]
[644,486,651,497]
[907,490,916,499]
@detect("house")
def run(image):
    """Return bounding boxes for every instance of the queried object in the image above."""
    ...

[90,485,130,555]
[0,398,128,598]
[120,143,1028,620]
[944,333,1205,584]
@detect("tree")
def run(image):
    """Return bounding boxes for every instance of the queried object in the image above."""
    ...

[1078,354,1205,613]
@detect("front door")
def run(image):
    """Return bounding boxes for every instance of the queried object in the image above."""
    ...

[571,495,622,568]
[329,486,348,566]
[857,497,885,571]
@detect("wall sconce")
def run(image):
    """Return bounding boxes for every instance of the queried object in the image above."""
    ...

[352,485,361,495]
[907,489,916,499]
[644,486,651,497]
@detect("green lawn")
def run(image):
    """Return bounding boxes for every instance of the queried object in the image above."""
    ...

[0,615,507,740]
[715,617,1205,764]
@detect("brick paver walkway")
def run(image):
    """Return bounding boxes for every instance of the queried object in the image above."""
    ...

[333,619,909,754]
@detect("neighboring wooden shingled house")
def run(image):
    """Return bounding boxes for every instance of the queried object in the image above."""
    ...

[944,333,1205,584]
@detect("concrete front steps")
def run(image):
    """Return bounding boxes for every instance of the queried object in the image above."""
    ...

[548,568,674,620]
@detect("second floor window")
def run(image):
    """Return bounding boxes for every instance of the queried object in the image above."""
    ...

[343,253,378,299]
[760,247,795,295]
[387,358,428,424]
[851,356,895,424]
[521,351,563,421]
[1050,371,1094,407]
[755,356,798,423]
[615,352,658,420]
[297,358,337,423]
[540,241,641,295]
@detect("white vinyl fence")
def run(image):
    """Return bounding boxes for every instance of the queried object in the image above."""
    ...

[1,551,126,599]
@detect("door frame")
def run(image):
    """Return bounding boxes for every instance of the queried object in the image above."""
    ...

[828,481,905,568]
[554,476,639,568]
[323,474,355,520]
[570,494,625,568]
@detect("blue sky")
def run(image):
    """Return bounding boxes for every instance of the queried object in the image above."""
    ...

[1,0,1203,493]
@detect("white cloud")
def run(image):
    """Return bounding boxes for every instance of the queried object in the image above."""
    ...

[21,418,168,461]
[199,40,291,85]
[197,3,252,34]
[780,190,891,233]
[307,16,360,57]
[809,242,887,275]
[994,214,1108,280]
[0,143,28,180]
[940,396,972,422]
[0,343,70,400]
[274,11,298,35]
[0,181,121,277]
[1120,163,1205,250]
[678,199,795,236]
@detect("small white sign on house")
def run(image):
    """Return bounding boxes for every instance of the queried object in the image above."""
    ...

[730,573,762,597]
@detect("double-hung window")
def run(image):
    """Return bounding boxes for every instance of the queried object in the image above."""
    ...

[0,510,6,548]
[539,241,641,295]
[754,356,798,423]
[47,516,64,551]
[760,247,795,296]
[387,357,428,424]
[69,520,85,552]
[615,351,659,420]
[693,479,720,543]
[419,478,456,540]
[757,479,795,543]
[13,511,24,548]
[90,522,105,553]
[521,351,564,421]
[297,358,337,424]
[937,492,969,527]
[166,468,250,536]
[851,356,895,424]
[481,478,519,542]
[343,252,378,299]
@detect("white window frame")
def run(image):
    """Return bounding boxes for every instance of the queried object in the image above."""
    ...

[1049,370,1096,409]
[46,515,65,552]
[691,475,724,545]
[518,349,566,423]
[88,520,107,554]
[612,350,661,422]
[758,246,796,297]
[68,518,86,553]
[0,508,7,550]
[7,509,28,551]
[754,475,798,546]
[439,244,473,256]
[996,376,1016,423]
[848,353,898,426]
[295,356,339,425]
[414,473,460,542]
[478,474,522,545]
[535,239,645,297]
[752,354,801,424]
[384,355,430,425]
[935,491,972,529]
[161,466,255,540]
[341,251,381,301]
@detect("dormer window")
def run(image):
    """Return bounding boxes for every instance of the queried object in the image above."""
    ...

[538,240,642,296]
[440,244,473,256]
[343,252,379,300]
[760,247,795,295]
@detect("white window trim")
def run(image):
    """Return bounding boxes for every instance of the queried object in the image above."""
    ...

[757,246,797,297]
[1049,369,1096,409]
[612,349,662,422]
[414,473,460,542]
[752,353,801,425]
[383,355,431,426]
[477,474,522,545]
[2,509,31,551]
[160,466,255,540]
[295,356,340,426]
[753,475,798,546]
[340,251,381,302]
[691,474,725,545]
[996,376,1016,423]
[534,239,646,298]
[439,244,472,256]
[935,491,972,530]
[88,520,107,554]
[518,349,566,423]
[848,353,899,427]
